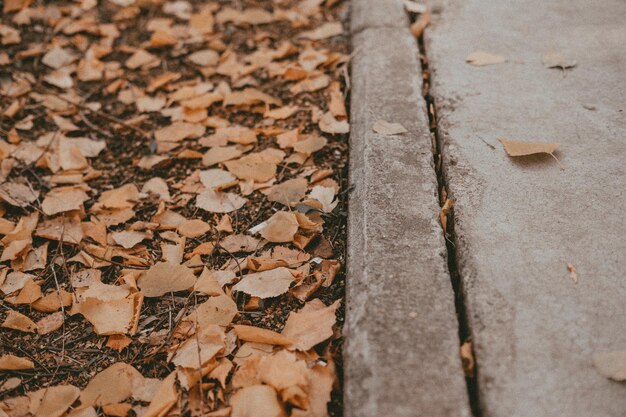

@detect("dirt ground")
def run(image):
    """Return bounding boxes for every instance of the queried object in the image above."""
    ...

[0,0,349,416]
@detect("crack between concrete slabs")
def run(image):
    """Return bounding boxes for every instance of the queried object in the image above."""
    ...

[407,11,485,417]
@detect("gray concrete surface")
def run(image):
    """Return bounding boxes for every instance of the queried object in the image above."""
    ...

[344,1,471,416]
[425,0,626,416]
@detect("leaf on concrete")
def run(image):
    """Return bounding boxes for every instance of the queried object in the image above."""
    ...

[499,138,560,160]
[593,350,626,381]
[543,49,577,69]
[232,267,295,299]
[372,119,408,135]
[466,51,507,66]
[137,262,196,297]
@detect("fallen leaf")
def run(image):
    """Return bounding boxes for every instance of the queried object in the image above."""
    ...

[593,350,626,381]
[80,362,143,406]
[36,312,64,335]
[499,138,561,165]
[196,188,247,213]
[137,262,196,297]
[2,309,37,333]
[543,50,577,69]
[282,299,340,351]
[372,120,408,135]
[230,385,286,417]
[259,211,299,243]
[263,178,308,206]
[143,372,178,417]
[410,11,430,38]
[233,325,293,346]
[298,22,343,40]
[567,263,578,284]
[233,268,295,299]
[466,51,507,66]
[0,354,34,370]
[28,385,80,417]
[224,153,277,182]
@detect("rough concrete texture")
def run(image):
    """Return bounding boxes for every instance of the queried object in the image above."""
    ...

[345,1,471,416]
[426,0,626,415]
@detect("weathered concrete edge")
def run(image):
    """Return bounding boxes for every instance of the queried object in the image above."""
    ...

[344,1,471,416]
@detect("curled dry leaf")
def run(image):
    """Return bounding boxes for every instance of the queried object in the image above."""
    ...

[76,292,143,335]
[137,262,196,297]
[220,234,262,253]
[298,22,343,40]
[143,372,178,417]
[233,325,293,346]
[499,138,562,167]
[233,267,295,299]
[309,186,337,213]
[199,169,238,190]
[466,51,507,66]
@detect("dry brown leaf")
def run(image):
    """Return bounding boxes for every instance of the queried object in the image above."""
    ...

[230,385,286,417]
[318,111,349,134]
[2,309,37,333]
[233,325,293,346]
[263,178,308,206]
[206,126,257,145]
[93,184,139,211]
[155,122,205,143]
[28,385,80,417]
[309,186,337,213]
[169,325,225,368]
[293,135,327,155]
[143,372,178,417]
[137,262,196,297]
[372,119,408,135]
[466,51,507,66]
[232,267,295,299]
[224,153,277,182]
[77,293,143,335]
[177,219,211,238]
[259,211,299,243]
[220,234,262,253]
[593,350,626,381]
[298,22,343,40]
[0,354,34,370]
[15,278,42,305]
[499,138,561,166]
[193,267,223,296]
[0,181,39,207]
[199,169,238,190]
[257,350,308,408]
[196,188,247,213]
[111,230,150,249]
[80,362,143,406]
[188,49,219,66]
[282,299,340,351]
[187,293,238,328]
[202,146,243,167]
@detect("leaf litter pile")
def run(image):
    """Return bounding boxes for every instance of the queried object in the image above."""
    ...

[0,0,350,416]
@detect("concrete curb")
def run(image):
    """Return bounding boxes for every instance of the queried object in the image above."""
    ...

[344,1,471,416]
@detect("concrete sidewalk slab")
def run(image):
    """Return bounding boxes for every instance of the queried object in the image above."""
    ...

[345,1,471,416]
[426,0,626,415]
